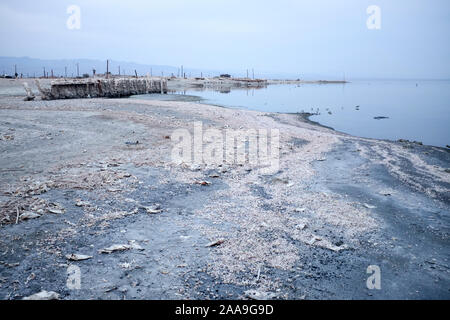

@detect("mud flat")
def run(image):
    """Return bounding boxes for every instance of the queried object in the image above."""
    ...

[0,78,448,300]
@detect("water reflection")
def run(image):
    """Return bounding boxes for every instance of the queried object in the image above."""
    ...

[134,80,450,147]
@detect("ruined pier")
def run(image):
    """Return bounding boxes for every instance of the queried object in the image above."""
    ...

[35,77,168,100]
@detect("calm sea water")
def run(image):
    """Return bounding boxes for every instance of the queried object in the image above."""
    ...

[136,80,450,148]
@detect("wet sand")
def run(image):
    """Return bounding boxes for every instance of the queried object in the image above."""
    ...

[0,79,449,299]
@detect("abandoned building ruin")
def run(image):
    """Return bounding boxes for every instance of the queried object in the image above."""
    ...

[34,77,168,100]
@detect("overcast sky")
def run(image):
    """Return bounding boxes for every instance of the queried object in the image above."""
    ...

[0,0,449,79]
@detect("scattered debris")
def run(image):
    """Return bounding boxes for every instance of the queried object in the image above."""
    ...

[15,207,19,224]
[219,167,228,173]
[0,134,14,141]
[307,235,348,252]
[0,261,20,268]
[64,220,77,227]
[119,262,132,269]
[47,203,65,214]
[14,181,52,196]
[65,254,93,261]
[379,190,394,196]
[104,286,118,293]
[364,203,376,209]
[294,208,306,213]
[99,241,144,254]
[100,208,139,220]
[270,177,289,185]
[296,223,307,230]
[19,211,41,220]
[143,204,162,214]
[23,290,60,300]
[244,290,277,300]
[128,240,144,251]
[75,199,90,207]
[206,239,225,247]
[307,235,322,245]
[25,273,36,285]
[255,266,261,282]
[99,244,132,254]
[119,172,132,178]
[107,163,120,167]
[189,164,202,171]
[194,180,211,186]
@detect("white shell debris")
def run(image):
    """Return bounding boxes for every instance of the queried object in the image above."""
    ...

[244,290,277,300]
[65,254,93,261]
[23,290,60,300]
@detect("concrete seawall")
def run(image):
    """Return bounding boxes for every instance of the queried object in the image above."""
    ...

[35,77,168,100]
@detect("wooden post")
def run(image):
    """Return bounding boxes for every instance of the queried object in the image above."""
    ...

[76,63,79,77]
[65,66,67,78]
[134,70,138,78]
[118,66,121,76]
[43,67,46,78]
[106,60,109,79]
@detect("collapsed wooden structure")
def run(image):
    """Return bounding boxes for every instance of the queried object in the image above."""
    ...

[35,77,168,100]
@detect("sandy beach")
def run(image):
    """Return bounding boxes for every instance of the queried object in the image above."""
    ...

[0,78,449,299]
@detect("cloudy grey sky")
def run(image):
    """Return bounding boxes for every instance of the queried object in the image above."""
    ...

[0,0,449,79]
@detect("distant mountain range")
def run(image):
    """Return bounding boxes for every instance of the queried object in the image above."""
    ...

[0,56,195,78]
[0,56,322,80]
[3,56,442,81]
